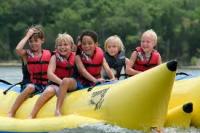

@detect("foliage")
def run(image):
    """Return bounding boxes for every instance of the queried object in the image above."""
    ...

[0,0,200,65]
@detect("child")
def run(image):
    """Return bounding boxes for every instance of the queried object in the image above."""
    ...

[75,30,115,88]
[8,25,51,117]
[29,33,76,118]
[126,29,162,76]
[103,35,129,80]
[72,35,81,52]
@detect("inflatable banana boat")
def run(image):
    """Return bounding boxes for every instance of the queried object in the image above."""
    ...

[168,76,200,128]
[0,61,177,132]
[165,102,193,128]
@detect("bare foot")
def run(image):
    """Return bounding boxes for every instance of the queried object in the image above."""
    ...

[28,115,33,119]
[55,110,62,116]
[8,112,14,118]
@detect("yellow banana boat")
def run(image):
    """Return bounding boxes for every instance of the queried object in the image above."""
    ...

[0,61,177,132]
[168,77,200,128]
[165,102,193,128]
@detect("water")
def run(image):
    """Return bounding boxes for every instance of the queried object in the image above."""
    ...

[0,66,22,84]
[0,66,199,84]
[177,69,200,77]
[1,66,200,133]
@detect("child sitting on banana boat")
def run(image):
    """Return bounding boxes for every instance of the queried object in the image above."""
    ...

[126,29,162,76]
[29,33,77,118]
[75,30,115,88]
[102,35,129,80]
[8,25,51,117]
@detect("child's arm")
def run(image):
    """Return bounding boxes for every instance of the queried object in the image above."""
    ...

[75,55,97,83]
[125,58,130,71]
[126,51,141,76]
[158,54,162,65]
[16,28,35,57]
[47,55,62,85]
[102,58,115,80]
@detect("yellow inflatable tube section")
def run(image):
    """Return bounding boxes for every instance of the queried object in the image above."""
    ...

[0,115,103,132]
[169,77,200,127]
[0,61,177,132]
[165,102,193,128]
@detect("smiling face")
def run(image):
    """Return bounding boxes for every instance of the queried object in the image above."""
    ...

[55,33,74,57]
[140,29,157,53]
[81,35,97,56]
[28,37,43,52]
[28,25,45,53]
[56,40,72,56]
[140,34,155,53]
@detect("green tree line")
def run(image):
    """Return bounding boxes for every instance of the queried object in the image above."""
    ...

[0,0,200,65]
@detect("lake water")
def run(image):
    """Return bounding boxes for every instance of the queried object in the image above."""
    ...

[0,66,200,133]
[0,66,199,84]
[0,66,22,84]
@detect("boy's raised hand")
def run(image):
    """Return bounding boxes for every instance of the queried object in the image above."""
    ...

[26,28,35,38]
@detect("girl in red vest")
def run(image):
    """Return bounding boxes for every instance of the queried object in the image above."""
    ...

[75,30,115,89]
[29,33,76,118]
[126,29,162,76]
[8,25,51,117]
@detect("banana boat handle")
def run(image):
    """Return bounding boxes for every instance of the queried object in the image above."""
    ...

[0,79,22,95]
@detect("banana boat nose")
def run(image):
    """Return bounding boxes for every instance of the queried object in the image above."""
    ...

[167,60,177,71]
[101,61,177,131]
[165,102,193,128]
[183,102,193,113]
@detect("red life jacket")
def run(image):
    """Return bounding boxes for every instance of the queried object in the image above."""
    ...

[27,49,51,85]
[78,47,104,85]
[54,52,75,79]
[133,47,160,71]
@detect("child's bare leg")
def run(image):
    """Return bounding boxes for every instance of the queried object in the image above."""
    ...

[8,84,35,117]
[55,78,76,116]
[29,86,56,118]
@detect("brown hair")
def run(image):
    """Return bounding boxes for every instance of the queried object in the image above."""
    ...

[28,25,45,41]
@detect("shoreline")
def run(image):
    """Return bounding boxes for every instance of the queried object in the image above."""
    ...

[0,61,199,69]
[178,66,200,69]
[0,60,21,67]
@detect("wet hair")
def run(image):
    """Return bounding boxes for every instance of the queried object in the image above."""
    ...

[80,30,98,43]
[28,25,45,41]
[104,35,125,52]
[55,33,74,48]
[141,29,157,46]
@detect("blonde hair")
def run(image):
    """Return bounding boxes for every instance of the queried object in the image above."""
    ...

[142,29,157,46]
[104,35,125,52]
[55,33,74,48]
